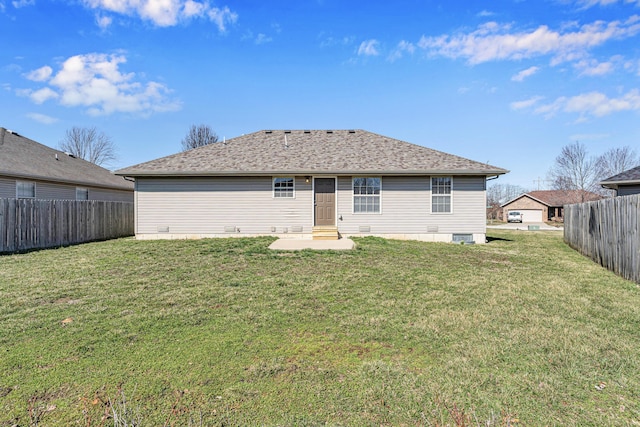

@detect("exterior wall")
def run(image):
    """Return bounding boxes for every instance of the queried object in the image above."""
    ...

[0,177,13,198]
[502,196,548,221]
[617,184,640,196]
[135,175,488,243]
[337,175,487,239]
[88,187,133,202]
[0,175,133,202]
[135,176,313,236]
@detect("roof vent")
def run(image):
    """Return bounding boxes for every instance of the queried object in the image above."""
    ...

[284,130,291,134]
[326,130,333,134]
[265,130,272,134]
[303,130,311,134]
[348,130,356,133]
[65,152,76,158]
[7,129,20,136]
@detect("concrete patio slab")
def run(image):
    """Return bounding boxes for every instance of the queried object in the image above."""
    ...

[269,238,356,251]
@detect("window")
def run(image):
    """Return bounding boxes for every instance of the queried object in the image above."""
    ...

[353,177,381,213]
[431,176,452,213]
[16,181,35,199]
[76,187,89,200]
[273,177,294,198]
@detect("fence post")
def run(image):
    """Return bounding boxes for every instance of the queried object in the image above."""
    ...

[564,194,640,284]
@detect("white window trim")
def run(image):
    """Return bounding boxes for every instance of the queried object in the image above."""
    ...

[430,176,453,214]
[352,176,382,214]
[16,180,36,199]
[272,176,296,199]
[76,187,89,200]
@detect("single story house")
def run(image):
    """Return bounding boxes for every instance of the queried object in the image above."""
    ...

[115,130,508,243]
[0,127,133,202]
[501,190,602,222]
[600,165,640,196]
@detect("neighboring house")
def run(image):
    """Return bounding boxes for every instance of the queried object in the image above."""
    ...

[600,165,640,196]
[0,127,133,202]
[501,190,602,223]
[116,129,508,243]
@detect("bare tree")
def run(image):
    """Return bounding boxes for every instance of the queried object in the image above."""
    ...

[598,146,639,180]
[548,142,603,197]
[59,126,117,167]
[486,183,529,220]
[487,183,529,206]
[181,124,219,151]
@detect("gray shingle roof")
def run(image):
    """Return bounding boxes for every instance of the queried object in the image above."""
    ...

[600,165,640,186]
[115,130,508,177]
[0,127,133,191]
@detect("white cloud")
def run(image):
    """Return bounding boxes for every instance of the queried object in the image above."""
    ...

[417,16,640,65]
[358,39,380,56]
[388,40,415,62]
[29,87,58,104]
[575,58,614,75]
[511,66,540,82]
[510,96,544,110]
[477,10,495,17]
[11,0,34,8]
[21,53,181,116]
[25,65,52,82]
[207,6,237,32]
[255,33,272,45]
[80,0,237,30]
[516,89,640,118]
[26,112,58,124]
[576,0,640,8]
[96,14,112,29]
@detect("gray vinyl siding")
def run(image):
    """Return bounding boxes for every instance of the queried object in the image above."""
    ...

[337,175,487,235]
[89,188,134,202]
[37,182,76,200]
[135,176,313,235]
[618,185,640,196]
[135,175,487,236]
[0,177,14,198]
[0,175,133,201]
[37,182,133,201]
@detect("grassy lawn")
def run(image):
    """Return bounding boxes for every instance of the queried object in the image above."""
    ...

[1,230,639,426]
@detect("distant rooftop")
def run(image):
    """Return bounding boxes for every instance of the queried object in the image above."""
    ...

[0,127,133,191]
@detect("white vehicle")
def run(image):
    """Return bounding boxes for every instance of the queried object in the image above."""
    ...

[507,211,523,223]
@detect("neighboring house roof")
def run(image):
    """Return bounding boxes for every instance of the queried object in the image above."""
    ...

[0,127,133,191]
[600,165,640,188]
[501,190,602,208]
[115,129,508,177]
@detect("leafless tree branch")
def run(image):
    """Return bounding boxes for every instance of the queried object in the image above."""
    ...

[59,126,117,167]
[181,124,219,151]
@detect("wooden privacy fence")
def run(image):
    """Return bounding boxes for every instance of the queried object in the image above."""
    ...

[564,194,640,284]
[0,199,134,253]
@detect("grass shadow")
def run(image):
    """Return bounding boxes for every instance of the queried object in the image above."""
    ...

[486,236,513,243]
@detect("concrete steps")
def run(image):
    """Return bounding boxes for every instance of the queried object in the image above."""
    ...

[312,226,340,240]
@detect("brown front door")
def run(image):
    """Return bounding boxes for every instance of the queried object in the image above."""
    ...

[314,178,335,226]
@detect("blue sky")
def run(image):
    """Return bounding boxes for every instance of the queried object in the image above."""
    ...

[2,0,640,188]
